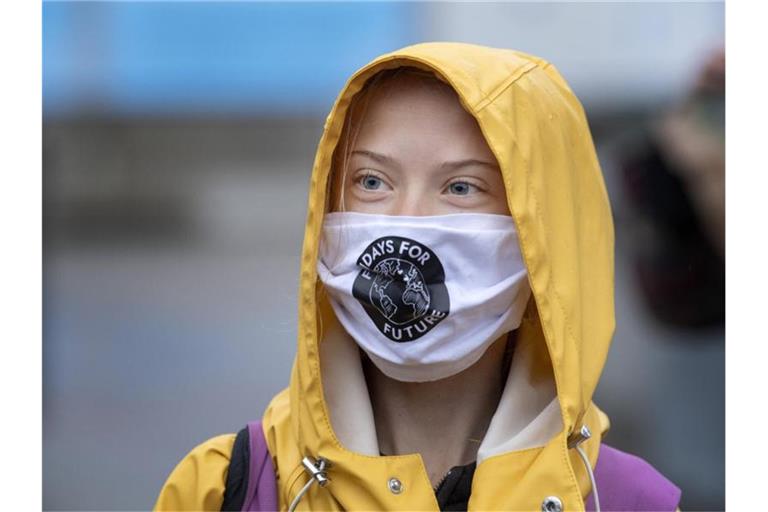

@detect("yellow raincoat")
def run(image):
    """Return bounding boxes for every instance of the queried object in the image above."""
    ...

[155,42,668,511]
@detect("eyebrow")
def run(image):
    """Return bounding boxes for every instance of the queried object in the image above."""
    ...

[350,149,498,172]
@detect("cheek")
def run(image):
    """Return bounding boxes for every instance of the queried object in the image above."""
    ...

[488,193,512,216]
[484,179,512,216]
[348,202,390,215]
[342,188,394,214]
[441,191,511,216]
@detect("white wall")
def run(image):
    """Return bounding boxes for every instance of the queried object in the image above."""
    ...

[423,2,724,110]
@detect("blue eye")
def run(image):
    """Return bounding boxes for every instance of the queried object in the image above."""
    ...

[360,174,383,190]
[448,181,473,195]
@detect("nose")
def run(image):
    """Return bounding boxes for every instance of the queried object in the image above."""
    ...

[393,204,425,216]
[390,200,434,217]
[392,189,436,216]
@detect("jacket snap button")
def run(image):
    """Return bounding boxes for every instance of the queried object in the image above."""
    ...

[541,496,563,512]
[388,477,403,494]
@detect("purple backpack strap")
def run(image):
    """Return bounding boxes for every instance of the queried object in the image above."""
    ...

[585,443,681,511]
[241,421,279,511]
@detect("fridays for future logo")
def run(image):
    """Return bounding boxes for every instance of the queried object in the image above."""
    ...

[352,236,450,342]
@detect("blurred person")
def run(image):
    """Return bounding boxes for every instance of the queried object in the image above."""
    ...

[618,48,725,329]
[154,42,681,511]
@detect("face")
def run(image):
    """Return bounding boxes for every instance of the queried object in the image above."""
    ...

[330,74,510,216]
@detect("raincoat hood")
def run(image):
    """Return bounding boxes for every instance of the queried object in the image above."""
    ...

[262,41,615,511]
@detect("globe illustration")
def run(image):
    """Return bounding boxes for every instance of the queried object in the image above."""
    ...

[369,258,431,325]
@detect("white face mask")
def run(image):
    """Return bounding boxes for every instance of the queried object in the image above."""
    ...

[317,212,531,382]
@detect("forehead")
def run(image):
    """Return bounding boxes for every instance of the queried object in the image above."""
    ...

[348,74,495,161]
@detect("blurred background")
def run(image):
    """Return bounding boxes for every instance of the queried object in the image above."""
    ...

[43,2,724,510]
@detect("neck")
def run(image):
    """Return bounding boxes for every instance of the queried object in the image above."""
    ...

[363,332,514,488]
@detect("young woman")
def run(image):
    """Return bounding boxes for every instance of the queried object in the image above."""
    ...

[154,42,682,512]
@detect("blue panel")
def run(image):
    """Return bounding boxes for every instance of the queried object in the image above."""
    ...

[43,2,424,117]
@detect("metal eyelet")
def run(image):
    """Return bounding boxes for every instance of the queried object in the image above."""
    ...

[567,424,592,449]
[388,477,404,494]
[541,495,563,512]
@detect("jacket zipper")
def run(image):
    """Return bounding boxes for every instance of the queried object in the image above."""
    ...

[433,469,452,493]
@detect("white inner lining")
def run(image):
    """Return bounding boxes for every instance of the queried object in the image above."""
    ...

[319,308,563,464]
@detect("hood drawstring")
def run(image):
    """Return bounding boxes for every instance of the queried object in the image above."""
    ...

[288,426,601,512]
[568,425,601,512]
[288,456,331,512]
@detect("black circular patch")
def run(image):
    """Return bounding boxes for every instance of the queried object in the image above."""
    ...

[352,236,450,343]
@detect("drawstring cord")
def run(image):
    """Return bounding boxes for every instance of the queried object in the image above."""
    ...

[568,425,601,512]
[288,456,330,512]
[288,426,600,512]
